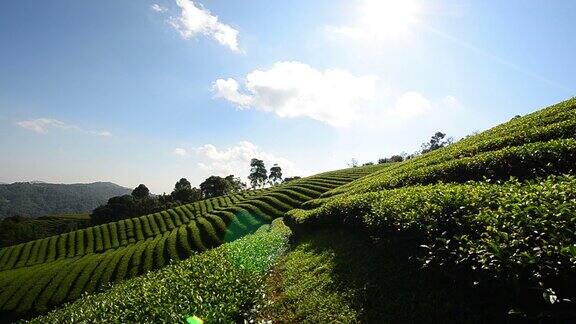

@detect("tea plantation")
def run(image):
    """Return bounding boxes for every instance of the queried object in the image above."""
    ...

[0,164,383,321]
[1,97,575,323]
[283,97,576,322]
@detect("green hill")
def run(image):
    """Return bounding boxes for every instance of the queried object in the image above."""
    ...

[0,165,383,321]
[0,182,131,219]
[279,97,576,322]
[1,97,575,323]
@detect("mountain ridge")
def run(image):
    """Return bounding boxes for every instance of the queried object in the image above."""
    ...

[0,181,131,219]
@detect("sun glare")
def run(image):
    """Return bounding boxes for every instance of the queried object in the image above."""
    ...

[358,0,422,38]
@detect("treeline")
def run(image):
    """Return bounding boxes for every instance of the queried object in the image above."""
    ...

[91,160,297,225]
[353,131,454,167]
[0,214,91,248]
[91,175,244,225]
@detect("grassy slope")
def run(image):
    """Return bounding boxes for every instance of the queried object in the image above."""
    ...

[258,229,504,323]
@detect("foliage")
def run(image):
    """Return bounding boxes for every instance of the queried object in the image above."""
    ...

[171,178,202,204]
[200,176,230,198]
[91,195,137,224]
[282,176,301,183]
[91,194,179,225]
[346,138,575,195]
[421,131,453,154]
[225,175,247,192]
[0,215,90,248]
[269,164,283,185]
[131,184,150,199]
[248,159,268,188]
[199,175,246,198]
[378,154,404,164]
[25,221,291,324]
[288,175,576,317]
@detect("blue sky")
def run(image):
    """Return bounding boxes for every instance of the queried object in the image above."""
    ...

[1,0,574,193]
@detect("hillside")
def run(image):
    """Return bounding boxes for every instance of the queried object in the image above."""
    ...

[277,97,576,322]
[0,165,383,321]
[0,97,574,323]
[0,182,131,219]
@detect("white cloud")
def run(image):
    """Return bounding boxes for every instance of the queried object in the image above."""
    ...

[195,141,303,180]
[168,0,239,52]
[213,78,251,106]
[16,118,111,137]
[150,4,168,12]
[173,147,190,157]
[388,91,432,118]
[213,61,379,127]
[17,118,73,133]
[326,0,422,41]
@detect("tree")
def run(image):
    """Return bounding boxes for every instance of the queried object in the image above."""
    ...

[131,184,150,199]
[390,155,404,163]
[362,162,374,166]
[269,164,282,185]
[283,176,301,183]
[200,176,229,198]
[171,178,201,203]
[248,158,268,188]
[378,155,404,164]
[224,175,246,192]
[421,132,453,154]
[91,195,137,224]
[157,193,176,209]
[174,178,191,192]
[348,158,358,168]
[200,175,246,198]
[0,215,90,248]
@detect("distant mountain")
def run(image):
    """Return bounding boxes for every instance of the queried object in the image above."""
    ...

[0,182,131,219]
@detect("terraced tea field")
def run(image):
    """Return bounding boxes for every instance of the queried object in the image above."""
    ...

[0,164,383,320]
[3,97,576,323]
[281,97,576,321]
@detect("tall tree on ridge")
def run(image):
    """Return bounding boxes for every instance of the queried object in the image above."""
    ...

[248,158,268,188]
[421,132,453,154]
[269,164,282,185]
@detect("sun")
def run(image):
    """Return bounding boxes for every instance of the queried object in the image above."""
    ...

[358,0,422,38]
